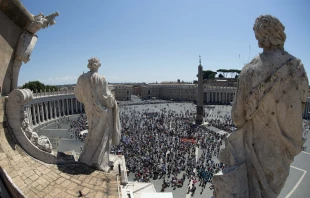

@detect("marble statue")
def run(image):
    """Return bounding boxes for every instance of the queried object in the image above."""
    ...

[75,57,121,172]
[212,15,309,198]
[37,136,53,153]
[27,12,59,34]
[20,109,52,153]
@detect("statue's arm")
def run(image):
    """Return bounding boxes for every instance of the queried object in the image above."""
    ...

[231,74,247,127]
[299,63,309,111]
[74,76,83,102]
[101,78,115,108]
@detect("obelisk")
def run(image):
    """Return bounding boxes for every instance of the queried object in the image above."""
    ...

[196,56,204,125]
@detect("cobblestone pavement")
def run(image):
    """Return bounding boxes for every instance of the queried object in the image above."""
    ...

[0,127,119,198]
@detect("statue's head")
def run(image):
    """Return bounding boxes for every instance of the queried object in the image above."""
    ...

[253,15,286,51]
[87,57,101,72]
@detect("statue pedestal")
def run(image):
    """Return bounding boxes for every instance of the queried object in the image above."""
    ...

[109,154,128,185]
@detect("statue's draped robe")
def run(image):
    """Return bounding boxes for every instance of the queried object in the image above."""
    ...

[75,71,121,171]
[220,50,308,198]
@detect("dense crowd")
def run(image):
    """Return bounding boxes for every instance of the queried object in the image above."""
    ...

[111,103,229,195]
[42,103,232,195]
[35,101,309,196]
[68,113,88,141]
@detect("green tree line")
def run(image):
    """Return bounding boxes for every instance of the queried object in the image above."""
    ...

[216,69,241,78]
[22,81,59,93]
[194,69,241,83]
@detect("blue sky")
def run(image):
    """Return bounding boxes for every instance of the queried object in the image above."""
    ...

[18,0,310,85]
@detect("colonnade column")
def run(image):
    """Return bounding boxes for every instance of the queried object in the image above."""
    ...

[36,104,41,124]
[49,101,53,120]
[66,99,69,115]
[71,98,74,115]
[226,92,229,103]
[208,92,210,103]
[62,99,65,116]
[75,99,78,113]
[32,104,37,125]
[40,103,45,122]
[225,92,228,103]
[54,100,57,118]
[44,102,49,121]
[210,92,212,103]
[215,92,217,103]
[58,100,61,117]
[214,92,216,102]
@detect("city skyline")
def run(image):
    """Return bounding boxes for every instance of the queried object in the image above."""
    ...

[19,0,310,86]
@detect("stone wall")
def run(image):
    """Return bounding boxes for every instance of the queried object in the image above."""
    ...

[0,97,7,128]
[0,0,34,96]
[0,10,22,95]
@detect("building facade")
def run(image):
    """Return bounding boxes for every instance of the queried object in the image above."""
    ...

[141,83,197,101]
[140,79,237,103]
[109,84,132,101]
[203,78,237,104]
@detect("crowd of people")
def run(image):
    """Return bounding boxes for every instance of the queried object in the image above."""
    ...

[38,102,234,195]
[68,113,88,141]
[34,100,309,196]
[111,103,230,195]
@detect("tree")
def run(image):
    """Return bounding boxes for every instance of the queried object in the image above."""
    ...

[217,69,229,78]
[218,74,224,78]
[22,81,45,92]
[22,81,59,92]
[217,69,241,78]
[203,70,217,80]
[193,80,198,84]
[229,69,241,78]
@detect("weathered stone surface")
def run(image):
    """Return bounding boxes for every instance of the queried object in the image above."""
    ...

[30,132,38,145]
[213,163,248,198]
[75,57,121,172]
[0,9,22,95]
[27,12,59,34]
[109,154,128,185]
[6,89,77,164]
[0,127,119,197]
[37,136,52,153]
[213,15,309,197]
[0,0,34,29]
[0,0,59,94]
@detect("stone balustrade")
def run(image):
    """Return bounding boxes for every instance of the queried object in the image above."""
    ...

[6,89,76,164]
[23,90,84,128]
[32,89,75,98]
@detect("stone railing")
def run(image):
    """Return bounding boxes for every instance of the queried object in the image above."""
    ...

[32,90,74,98]
[6,89,76,165]
[26,91,83,128]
